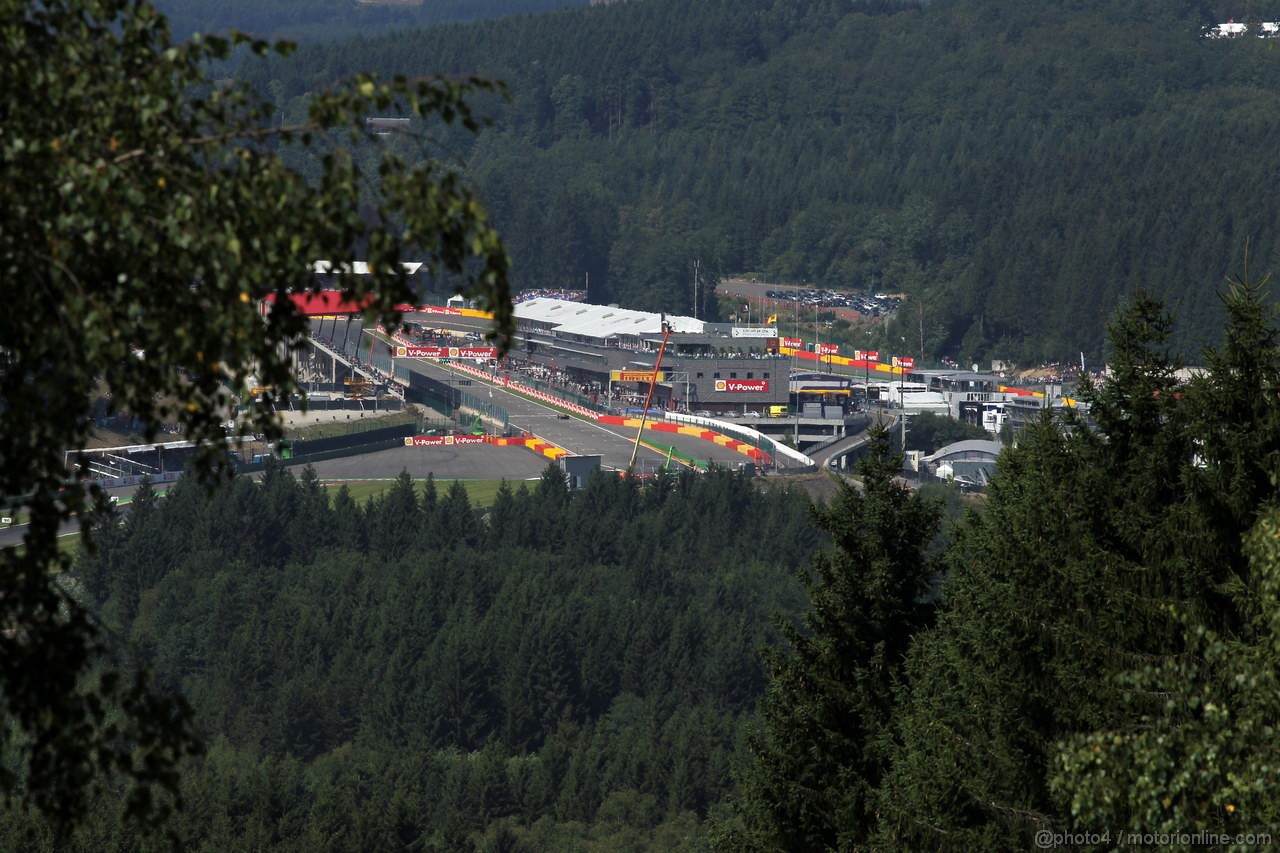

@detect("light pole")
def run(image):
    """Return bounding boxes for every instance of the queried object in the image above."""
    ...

[897,336,912,451]
[861,329,876,418]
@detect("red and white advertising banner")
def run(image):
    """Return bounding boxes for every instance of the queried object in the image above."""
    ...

[781,337,804,349]
[892,356,915,369]
[405,434,488,447]
[715,379,770,393]
[860,350,879,362]
[395,345,498,359]
[816,343,840,356]
[396,346,448,358]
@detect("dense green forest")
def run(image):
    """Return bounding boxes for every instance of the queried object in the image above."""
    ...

[7,466,819,849]
[153,0,585,43]
[14,279,1280,850]
[238,0,1280,363]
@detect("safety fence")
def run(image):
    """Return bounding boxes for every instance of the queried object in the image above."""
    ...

[455,389,510,433]
[287,422,417,458]
[284,411,420,442]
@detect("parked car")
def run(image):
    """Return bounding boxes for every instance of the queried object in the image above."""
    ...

[693,410,713,417]
[742,410,761,418]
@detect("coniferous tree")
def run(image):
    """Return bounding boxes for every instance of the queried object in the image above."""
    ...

[879,415,1089,851]
[329,485,368,553]
[881,283,1280,850]
[439,479,480,550]
[879,293,1191,849]
[371,470,422,560]
[1054,504,1280,839]
[289,464,331,564]
[1050,265,1280,838]
[727,426,939,851]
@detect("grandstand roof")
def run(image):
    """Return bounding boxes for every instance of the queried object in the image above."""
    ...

[514,298,704,339]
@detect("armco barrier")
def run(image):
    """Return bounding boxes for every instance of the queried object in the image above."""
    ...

[667,412,815,470]
[597,414,772,466]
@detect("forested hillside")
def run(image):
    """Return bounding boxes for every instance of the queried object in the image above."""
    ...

[10,466,818,849]
[241,0,1280,362]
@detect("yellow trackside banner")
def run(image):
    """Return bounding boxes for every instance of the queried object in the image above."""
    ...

[766,314,777,324]
[611,370,666,382]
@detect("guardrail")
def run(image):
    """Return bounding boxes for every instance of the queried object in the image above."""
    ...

[665,412,815,470]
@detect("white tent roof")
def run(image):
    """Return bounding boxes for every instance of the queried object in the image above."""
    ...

[515,298,704,339]
[923,440,1004,464]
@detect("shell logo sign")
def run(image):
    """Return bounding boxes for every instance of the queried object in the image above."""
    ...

[394,345,498,359]
[404,434,488,447]
[715,379,770,393]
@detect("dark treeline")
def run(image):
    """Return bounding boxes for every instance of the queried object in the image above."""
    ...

[241,0,1280,362]
[153,0,586,43]
[10,465,817,850]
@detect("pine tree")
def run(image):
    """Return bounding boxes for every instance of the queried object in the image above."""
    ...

[880,284,1280,850]
[727,426,940,851]
[1052,263,1280,839]
[1054,504,1280,839]
[371,470,423,560]
[879,416,1089,851]
[439,479,480,550]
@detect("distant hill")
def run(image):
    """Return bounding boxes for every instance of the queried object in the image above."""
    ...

[154,0,586,42]
[236,0,1280,363]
